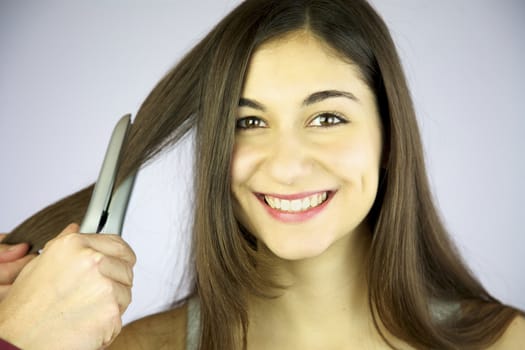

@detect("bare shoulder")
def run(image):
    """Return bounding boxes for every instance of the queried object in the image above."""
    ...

[108,303,188,350]
[487,315,525,350]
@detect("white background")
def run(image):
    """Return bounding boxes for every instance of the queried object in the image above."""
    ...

[0,0,523,324]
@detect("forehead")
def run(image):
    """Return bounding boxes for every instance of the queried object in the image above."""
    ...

[242,31,371,101]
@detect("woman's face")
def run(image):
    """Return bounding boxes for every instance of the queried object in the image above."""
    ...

[231,32,383,260]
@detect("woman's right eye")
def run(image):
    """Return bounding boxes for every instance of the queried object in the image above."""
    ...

[235,116,268,130]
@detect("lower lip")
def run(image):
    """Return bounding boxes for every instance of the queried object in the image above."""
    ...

[257,192,335,223]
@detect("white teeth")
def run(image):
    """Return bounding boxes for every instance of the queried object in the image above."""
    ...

[291,199,301,211]
[311,195,319,207]
[302,197,310,209]
[264,192,329,212]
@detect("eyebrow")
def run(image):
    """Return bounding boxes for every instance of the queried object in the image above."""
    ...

[238,89,360,112]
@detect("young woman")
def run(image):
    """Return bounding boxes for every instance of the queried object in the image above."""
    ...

[2,0,524,349]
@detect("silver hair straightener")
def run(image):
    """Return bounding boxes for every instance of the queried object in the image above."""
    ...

[79,114,137,235]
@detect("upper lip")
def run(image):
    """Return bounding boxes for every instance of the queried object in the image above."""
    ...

[256,190,332,200]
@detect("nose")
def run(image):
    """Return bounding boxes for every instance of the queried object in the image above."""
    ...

[264,133,313,185]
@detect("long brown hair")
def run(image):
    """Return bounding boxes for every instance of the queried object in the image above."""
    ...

[4,1,522,349]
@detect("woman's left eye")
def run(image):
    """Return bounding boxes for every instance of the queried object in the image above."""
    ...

[309,112,349,127]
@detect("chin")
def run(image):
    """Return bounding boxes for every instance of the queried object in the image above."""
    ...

[260,233,335,261]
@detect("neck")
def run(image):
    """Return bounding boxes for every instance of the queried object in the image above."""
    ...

[247,224,383,348]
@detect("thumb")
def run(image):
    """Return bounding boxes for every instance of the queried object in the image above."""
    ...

[56,223,80,238]
[40,223,80,253]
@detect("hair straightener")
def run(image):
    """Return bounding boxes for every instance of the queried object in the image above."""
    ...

[79,114,137,235]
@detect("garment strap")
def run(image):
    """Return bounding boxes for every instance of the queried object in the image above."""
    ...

[186,297,201,350]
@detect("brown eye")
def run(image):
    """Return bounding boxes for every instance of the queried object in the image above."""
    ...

[236,116,268,129]
[309,112,348,127]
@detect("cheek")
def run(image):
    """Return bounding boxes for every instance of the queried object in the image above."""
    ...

[231,141,264,190]
[321,135,381,177]
[230,143,262,232]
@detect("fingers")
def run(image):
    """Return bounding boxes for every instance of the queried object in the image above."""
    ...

[56,222,80,237]
[40,223,80,253]
[44,224,136,266]
[0,254,35,284]
[0,224,134,350]
[41,225,135,312]
[83,234,137,266]
[39,223,135,312]
[110,280,133,314]
[0,242,30,263]
[96,254,133,287]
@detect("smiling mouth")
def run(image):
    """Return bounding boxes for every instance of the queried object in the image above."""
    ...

[258,191,333,213]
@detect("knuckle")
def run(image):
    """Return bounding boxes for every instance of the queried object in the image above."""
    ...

[119,242,134,261]
[122,265,133,286]
[127,247,137,265]
[118,287,132,314]
[110,237,136,264]
[86,250,105,268]
[124,287,132,306]
[77,249,102,272]
[128,266,134,284]
[114,241,127,257]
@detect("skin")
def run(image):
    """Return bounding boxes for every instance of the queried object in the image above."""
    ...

[0,224,136,349]
[230,31,394,349]
[0,235,36,301]
[231,35,382,262]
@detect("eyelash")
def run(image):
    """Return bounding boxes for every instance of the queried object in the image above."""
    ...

[235,112,349,130]
[309,112,349,127]
[235,116,268,129]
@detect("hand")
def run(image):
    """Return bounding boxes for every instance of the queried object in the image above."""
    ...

[0,224,136,350]
[0,234,35,302]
